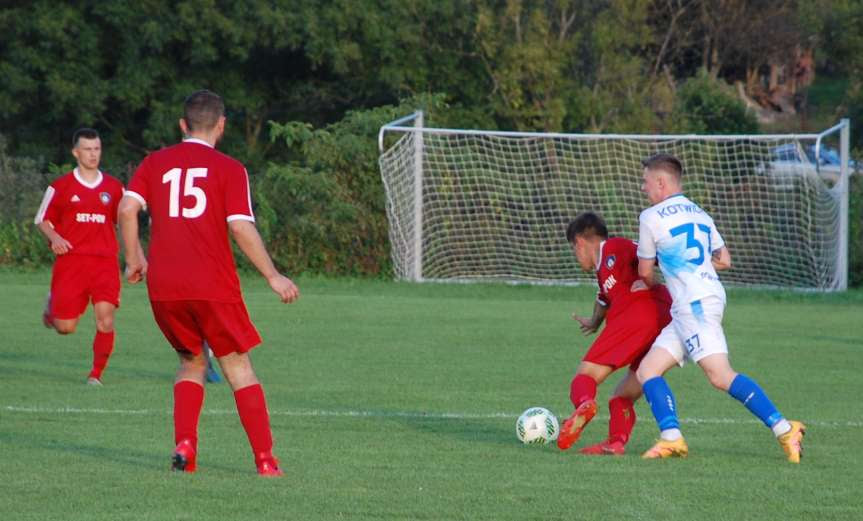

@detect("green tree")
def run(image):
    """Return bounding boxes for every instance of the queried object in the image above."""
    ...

[671,70,759,133]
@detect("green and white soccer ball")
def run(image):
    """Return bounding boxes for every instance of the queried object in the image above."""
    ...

[516,407,559,444]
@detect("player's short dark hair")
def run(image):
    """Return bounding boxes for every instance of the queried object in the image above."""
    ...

[566,212,608,242]
[72,128,100,147]
[183,90,225,132]
[642,153,683,180]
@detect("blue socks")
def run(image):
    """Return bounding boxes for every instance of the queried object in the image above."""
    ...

[728,373,784,428]
[643,376,680,431]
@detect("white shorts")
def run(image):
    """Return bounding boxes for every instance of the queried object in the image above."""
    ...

[651,296,728,366]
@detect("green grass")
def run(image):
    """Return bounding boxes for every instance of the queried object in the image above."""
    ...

[1,271,862,521]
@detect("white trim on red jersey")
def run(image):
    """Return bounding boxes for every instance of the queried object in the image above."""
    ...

[594,240,606,272]
[73,167,104,189]
[124,190,147,209]
[227,215,255,222]
[242,168,254,218]
[34,186,56,224]
[183,138,214,148]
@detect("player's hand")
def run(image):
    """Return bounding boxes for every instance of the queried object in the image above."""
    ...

[50,236,73,255]
[572,314,598,335]
[630,279,648,292]
[124,256,147,284]
[268,274,299,303]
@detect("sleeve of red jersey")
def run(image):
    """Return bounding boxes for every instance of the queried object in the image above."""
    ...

[125,157,150,208]
[596,292,609,307]
[34,180,60,225]
[225,167,255,223]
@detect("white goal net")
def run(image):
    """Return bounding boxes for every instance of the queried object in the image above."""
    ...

[378,114,850,290]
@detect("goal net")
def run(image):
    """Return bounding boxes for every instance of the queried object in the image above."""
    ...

[378,114,850,290]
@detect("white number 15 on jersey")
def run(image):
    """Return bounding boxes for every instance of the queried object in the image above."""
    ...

[162,168,207,218]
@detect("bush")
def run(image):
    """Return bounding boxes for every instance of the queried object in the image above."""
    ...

[0,136,53,266]
[257,94,448,277]
[671,71,760,134]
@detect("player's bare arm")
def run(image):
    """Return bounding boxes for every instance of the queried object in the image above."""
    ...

[637,257,657,286]
[228,220,299,303]
[36,220,73,255]
[572,300,607,335]
[711,246,731,271]
[117,195,147,283]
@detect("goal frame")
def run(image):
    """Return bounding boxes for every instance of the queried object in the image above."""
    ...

[378,114,850,290]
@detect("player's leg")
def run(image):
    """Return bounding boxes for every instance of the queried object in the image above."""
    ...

[581,370,642,456]
[217,352,281,476]
[557,361,611,450]
[51,316,80,335]
[173,351,207,473]
[86,258,121,384]
[42,292,54,328]
[698,353,805,462]
[149,300,208,472]
[87,301,117,385]
[692,297,805,462]
[46,256,86,334]
[636,330,689,458]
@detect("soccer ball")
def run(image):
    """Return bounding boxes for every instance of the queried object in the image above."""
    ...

[515,407,559,444]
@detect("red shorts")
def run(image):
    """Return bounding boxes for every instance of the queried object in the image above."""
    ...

[583,296,672,371]
[50,254,121,319]
[149,300,262,357]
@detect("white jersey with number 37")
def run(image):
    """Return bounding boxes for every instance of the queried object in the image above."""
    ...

[637,194,726,307]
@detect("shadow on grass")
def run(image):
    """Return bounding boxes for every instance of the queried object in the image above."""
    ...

[387,415,517,449]
[0,431,252,474]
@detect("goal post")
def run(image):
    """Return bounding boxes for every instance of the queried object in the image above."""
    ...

[378,114,851,291]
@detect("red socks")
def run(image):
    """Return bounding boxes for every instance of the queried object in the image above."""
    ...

[173,382,274,466]
[608,396,637,444]
[570,374,597,407]
[88,330,115,380]
[174,380,205,447]
[234,384,275,460]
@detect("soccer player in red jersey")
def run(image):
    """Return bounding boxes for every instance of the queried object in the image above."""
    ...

[556,212,672,455]
[118,90,299,476]
[34,128,124,386]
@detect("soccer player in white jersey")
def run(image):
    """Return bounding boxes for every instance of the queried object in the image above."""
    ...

[633,153,806,462]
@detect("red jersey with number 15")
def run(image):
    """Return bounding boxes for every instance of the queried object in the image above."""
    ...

[595,237,671,320]
[126,139,255,302]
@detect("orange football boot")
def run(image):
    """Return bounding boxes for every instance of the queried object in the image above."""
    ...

[557,399,597,451]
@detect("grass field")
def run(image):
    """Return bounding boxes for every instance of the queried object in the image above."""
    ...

[1,270,862,521]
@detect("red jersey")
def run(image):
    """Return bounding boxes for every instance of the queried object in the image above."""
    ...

[34,169,123,258]
[126,139,255,302]
[595,237,671,320]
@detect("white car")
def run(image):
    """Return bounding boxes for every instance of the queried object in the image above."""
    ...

[765,143,855,187]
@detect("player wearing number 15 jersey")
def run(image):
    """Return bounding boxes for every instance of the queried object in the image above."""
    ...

[120,90,299,476]
[634,153,805,462]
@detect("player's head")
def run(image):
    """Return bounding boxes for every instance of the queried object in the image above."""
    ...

[180,90,226,141]
[566,211,608,271]
[71,127,101,171]
[641,153,683,205]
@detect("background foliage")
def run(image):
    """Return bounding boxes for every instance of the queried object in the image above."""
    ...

[0,0,860,284]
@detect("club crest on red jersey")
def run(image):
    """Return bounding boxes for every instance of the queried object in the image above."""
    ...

[99,192,111,205]
[605,255,616,269]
